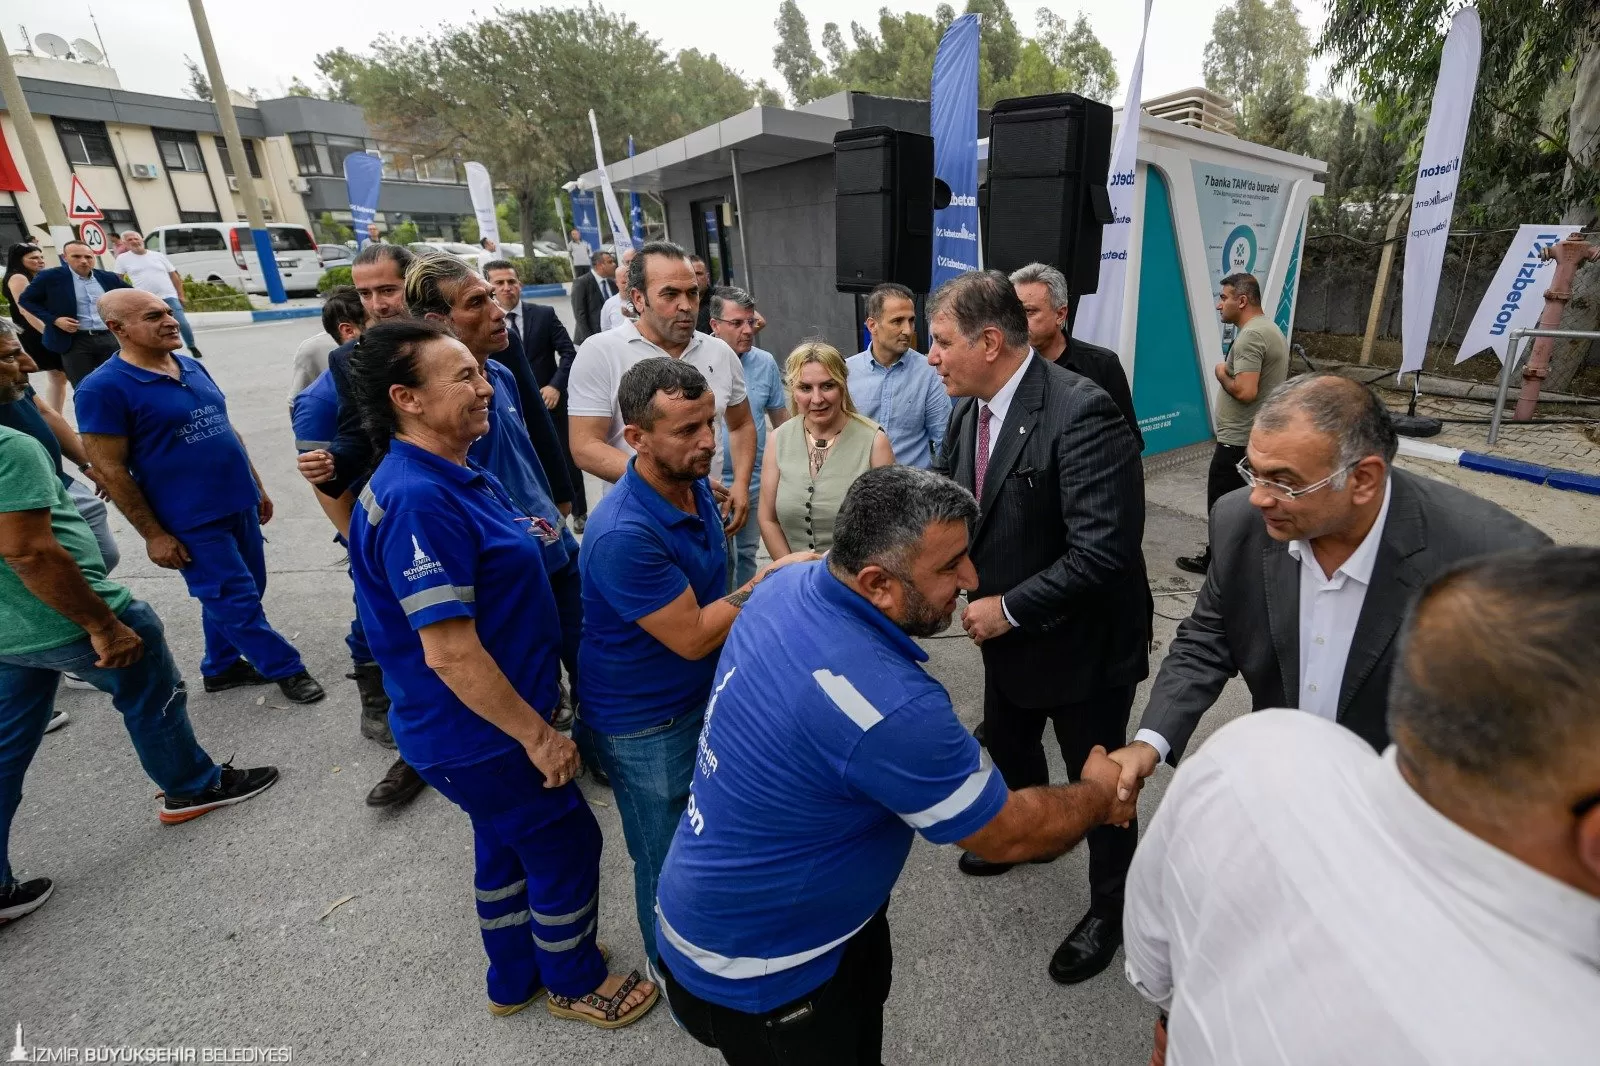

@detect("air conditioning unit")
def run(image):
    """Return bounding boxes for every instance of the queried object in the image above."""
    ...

[258,196,274,219]
[127,162,159,180]
[289,176,311,194]
[227,175,240,192]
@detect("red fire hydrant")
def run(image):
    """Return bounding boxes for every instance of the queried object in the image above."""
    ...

[1513,232,1600,421]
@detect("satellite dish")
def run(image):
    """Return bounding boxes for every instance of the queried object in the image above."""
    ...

[34,33,73,59]
[72,39,104,64]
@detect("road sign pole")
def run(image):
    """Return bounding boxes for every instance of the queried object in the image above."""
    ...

[0,28,75,256]
[187,0,287,305]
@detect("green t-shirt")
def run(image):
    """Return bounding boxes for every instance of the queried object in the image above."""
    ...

[0,426,132,655]
[1214,315,1290,446]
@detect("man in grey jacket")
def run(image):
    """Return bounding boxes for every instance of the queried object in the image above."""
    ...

[1110,374,1549,797]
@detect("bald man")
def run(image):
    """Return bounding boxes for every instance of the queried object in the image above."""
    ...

[75,290,323,704]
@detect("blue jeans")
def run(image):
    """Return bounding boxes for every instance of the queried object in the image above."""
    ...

[177,508,305,680]
[577,709,702,963]
[0,600,219,888]
[729,490,761,589]
[163,297,197,351]
[67,477,119,573]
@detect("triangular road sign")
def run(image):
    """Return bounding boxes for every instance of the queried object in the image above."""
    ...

[67,174,103,220]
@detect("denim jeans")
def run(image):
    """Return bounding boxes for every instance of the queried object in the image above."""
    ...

[0,600,219,888]
[728,490,762,590]
[163,297,198,351]
[577,709,702,962]
[66,476,119,573]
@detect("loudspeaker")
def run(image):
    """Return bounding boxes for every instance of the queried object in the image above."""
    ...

[833,126,935,294]
[983,93,1114,294]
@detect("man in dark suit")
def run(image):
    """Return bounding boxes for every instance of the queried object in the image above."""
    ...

[485,259,586,526]
[929,270,1151,986]
[569,248,617,344]
[18,241,130,386]
[1011,262,1141,450]
[1110,374,1549,795]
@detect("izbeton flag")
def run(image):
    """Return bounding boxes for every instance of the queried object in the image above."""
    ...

[930,14,981,289]
[1455,224,1581,363]
[589,110,635,254]
[1400,7,1481,375]
[1073,0,1153,349]
[464,162,500,249]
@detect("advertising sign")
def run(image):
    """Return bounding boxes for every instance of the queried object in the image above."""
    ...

[1190,160,1291,350]
[930,14,981,289]
[1456,224,1581,363]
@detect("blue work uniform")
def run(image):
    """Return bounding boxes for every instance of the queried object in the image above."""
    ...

[844,348,951,468]
[655,560,1008,1012]
[291,369,369,666]
[74,353,304,681]
[577,458,728,961]
[349,438,604,1003]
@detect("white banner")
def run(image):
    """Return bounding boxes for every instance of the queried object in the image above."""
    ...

[1072,0,1153,350]
[464,162,500,251]
[589,111,635,254]
[1400,7,1481,375]
[1455,224,1581,363]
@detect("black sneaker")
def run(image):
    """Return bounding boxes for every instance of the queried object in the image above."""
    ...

[188,347,203,359]
[277,671,325,704]
[366,757,426,808]
[203,661,272,692]
[0,877,54,924]
[160,763,279,824]
[1175,548,1211,575]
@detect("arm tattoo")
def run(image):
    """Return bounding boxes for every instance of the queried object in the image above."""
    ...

[723,587,753,609]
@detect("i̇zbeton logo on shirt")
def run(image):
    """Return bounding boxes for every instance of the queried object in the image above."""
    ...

[403,536,446,582]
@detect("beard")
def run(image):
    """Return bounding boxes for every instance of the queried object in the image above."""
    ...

[895,578,955,638]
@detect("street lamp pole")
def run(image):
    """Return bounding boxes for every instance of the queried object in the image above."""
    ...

[187,0,287,304]
[0,28,75,254]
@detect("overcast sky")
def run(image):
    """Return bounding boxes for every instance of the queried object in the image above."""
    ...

[9,0,1333,116]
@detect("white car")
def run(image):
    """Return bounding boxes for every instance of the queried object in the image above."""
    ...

[143,222,324,296]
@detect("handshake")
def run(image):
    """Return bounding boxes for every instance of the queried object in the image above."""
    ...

[1080,741,1163,827]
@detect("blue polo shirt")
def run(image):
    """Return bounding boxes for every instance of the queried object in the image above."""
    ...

[578,459,728,735]
[655,560,1008,1012]
[844,348,951,468]
[468,359,574,575]
[290,369,340,453]
[349,439,564,772]
[73,353,258,532]
[721,346,786,494]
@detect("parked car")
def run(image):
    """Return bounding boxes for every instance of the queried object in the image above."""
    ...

[318,243,353,266]
[144,223,325,297]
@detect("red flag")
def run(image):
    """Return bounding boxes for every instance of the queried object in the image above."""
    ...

[0,127,26,193]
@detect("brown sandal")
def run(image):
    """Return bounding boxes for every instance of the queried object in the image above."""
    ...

[488,942,610,1017]
[546,969,659,1029]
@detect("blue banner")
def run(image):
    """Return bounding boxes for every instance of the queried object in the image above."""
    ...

[628,136,647,244]
[343,153,383,248]
[569,189,602,252]
[930,13,980,290]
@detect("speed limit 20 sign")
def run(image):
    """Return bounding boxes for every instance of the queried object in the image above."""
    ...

[78,220,109,255]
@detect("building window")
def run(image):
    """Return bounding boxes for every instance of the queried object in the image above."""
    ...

[414,154,461,184]
[54,118,116,167]
[380,148,417,182]
[180,210,223,223]
[153,129,205,173]
[0,207,25,248]
[98,209,138,244]
[289,131,375,177]
[213,137,262,179]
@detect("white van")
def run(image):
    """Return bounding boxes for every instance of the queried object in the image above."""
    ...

[143,222,325,297]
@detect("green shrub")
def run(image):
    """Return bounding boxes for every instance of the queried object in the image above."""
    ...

[390,221,420,246]
[318,265,353,294]
[508,255,573,286]
[181,275,252,312]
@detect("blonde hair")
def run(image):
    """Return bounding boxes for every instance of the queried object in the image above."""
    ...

[783,341,861,418]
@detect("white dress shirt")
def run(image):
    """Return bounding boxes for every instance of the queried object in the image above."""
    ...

[977,353,1035,630]
[1124,710,1600,1066]
[598,292,627,332]
[1134,480,1392,760]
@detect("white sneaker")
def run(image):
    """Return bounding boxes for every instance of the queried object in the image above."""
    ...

[45,709,69,733]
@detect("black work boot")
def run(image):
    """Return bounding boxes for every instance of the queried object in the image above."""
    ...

[349,662,395,748]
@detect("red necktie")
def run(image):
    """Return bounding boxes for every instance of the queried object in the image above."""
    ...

[975,403,993,500]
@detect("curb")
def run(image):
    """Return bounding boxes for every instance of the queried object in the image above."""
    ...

[523,283,569,298]
[1397,437,1600,496]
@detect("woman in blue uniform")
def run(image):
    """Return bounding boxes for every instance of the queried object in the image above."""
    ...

[345,319,657,1029]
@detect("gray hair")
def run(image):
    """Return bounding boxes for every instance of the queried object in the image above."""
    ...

[829,466,978,578]
[1253,373,1398,485]
[710,286,755,320]
[866,282,915,321]
[0,318,16,339]
[927,269,1030,350]
[1009,262,1070,310]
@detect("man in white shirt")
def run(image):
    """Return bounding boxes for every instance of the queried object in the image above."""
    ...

[114,232,200,358]
[567,228,592,277]
[1109,374,1547,800]
[1124,545,1600,1065]
[598,247,635,333]
[567,240,756,532]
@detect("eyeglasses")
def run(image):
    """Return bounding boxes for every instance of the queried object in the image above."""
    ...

[1235,457,1358,501]
[714,317,755,330]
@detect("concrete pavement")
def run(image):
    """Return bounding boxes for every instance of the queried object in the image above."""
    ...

[4,315,1584,1064]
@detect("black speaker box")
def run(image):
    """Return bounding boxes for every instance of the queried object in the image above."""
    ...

[983,93,1114,294]
[833,126,935,294]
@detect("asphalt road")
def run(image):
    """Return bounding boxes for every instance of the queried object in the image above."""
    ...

[14,310,1580,1064]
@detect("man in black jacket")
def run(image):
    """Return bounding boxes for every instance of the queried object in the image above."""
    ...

[930,270,1151,987]
[569,249,617,344]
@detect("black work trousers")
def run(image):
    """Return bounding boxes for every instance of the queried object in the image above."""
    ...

[982,678,1138,920]
[62,329,121,387]
[660,906,892,1066]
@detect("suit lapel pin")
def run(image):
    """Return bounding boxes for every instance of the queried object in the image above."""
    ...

[1018,427,1026,434]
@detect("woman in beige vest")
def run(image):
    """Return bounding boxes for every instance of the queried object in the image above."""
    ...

[759,341,894,557]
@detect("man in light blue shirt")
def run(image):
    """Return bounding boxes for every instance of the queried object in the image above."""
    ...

[712,287,789,587]
[844,283,950,468]
[73,271,109,330]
